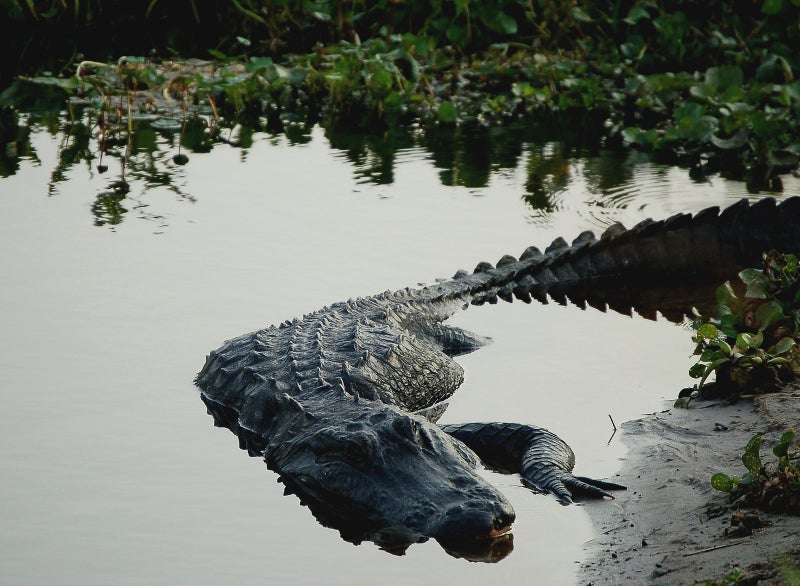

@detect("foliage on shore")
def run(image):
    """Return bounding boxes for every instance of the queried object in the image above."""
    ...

[711,428,800,515]
[689,251,800,396]
[3,0,800,184]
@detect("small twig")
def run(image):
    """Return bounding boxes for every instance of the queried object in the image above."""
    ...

[606,414,618,444]
[683,539,746,557]
[601,522,631,535]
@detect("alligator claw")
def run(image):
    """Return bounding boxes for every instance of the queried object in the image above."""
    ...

[523,472,626,505]
[565,475,627,502]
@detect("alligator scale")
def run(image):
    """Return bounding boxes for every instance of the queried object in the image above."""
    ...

[197,197,799,558]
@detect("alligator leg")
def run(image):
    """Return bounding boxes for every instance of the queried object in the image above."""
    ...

[440,422,625,505]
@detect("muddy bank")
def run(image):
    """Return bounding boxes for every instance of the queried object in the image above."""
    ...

[580,388,800,585]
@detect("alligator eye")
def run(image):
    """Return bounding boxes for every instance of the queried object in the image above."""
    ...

[392,415,438,451]
[392,415,418,441]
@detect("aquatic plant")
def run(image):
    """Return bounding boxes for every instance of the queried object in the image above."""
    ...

[711,428,800,514]
[689,251,800,394]
[4,1,800,183]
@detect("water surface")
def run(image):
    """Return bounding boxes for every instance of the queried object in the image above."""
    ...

[1,118,796,584]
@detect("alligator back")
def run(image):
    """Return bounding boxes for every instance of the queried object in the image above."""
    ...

[197,196,800,436]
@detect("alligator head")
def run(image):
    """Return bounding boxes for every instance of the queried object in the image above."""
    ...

[266,396,516,555]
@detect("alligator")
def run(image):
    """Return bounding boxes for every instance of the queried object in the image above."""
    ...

[197,196,800,558]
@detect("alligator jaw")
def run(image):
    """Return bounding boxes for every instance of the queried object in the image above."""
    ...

[431,506,516,562]
[431,499,516,543]
[488,521,513,538]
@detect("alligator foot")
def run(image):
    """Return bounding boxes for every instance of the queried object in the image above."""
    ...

[522,472,626,506]
[441,421,626,506]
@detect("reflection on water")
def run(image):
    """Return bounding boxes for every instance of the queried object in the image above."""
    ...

[6,105,790,231]
[1,109,798,584]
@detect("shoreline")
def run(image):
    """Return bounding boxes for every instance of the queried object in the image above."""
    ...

[580,388,800,585]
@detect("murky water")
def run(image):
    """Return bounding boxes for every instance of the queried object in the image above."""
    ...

[1,117,797,585]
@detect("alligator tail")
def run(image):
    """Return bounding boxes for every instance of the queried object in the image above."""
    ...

[439,197,800,320]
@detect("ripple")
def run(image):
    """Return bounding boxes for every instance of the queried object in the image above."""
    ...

[520,149,796,234]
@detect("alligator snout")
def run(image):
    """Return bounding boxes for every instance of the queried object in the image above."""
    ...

[434,500,515,542]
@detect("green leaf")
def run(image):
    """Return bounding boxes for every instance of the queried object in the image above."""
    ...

[697,323,720,340]
[711,473,734,492]
[689,362,707,378]
[494,12,518,34]
[773,429,795,458]
[246,56,274,73]
[624,5,651,24]
[690,83,717,101]
[762,0,783,14]
[774,337,797,354]
[705,66,744,93]
[710,129,748,150]
[736,332,763,350]
[718,313,742,338]
[570,6,592,22]
[742,434,762,477]
[739,268,768,298]
[382,90,403,111]
[700,357,730,386]
[699,347,727,362]
[446,22,469,47]
[716,282,737,305]
[754,300,786,331]
[437,101,457,123]
[620,37,646,60]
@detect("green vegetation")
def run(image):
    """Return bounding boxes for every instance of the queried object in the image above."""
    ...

[3,0,800,186]
[689,251,800,395]
[779,552,800,585]
[705,568,742,586]
[704,552,800,585]
[711,428,799,514]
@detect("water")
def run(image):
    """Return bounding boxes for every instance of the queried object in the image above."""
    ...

[1,117,796,585]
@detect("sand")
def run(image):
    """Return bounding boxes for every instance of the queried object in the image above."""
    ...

[580,387,800,585]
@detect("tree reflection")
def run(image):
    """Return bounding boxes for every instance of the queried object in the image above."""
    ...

[325,125,415,185]
[1,97,660,230]
[0,108,34,177]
